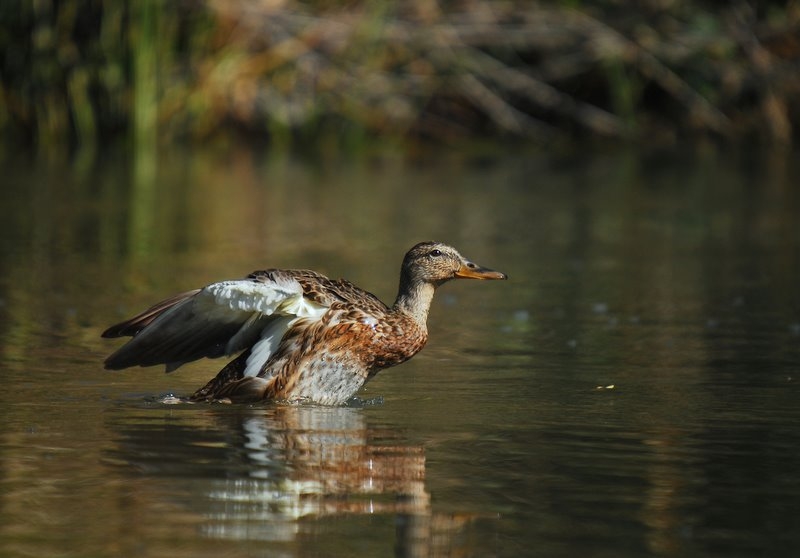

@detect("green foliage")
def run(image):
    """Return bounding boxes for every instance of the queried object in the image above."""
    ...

[0,0,798,149]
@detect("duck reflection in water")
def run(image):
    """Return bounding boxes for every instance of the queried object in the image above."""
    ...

[103,242,506,404]
[109,405,480,553]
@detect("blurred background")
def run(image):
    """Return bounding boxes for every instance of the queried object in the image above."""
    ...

[2,2,800,558]
[1,0,799,152]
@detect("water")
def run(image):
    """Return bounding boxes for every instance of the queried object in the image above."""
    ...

[1,144,799,557]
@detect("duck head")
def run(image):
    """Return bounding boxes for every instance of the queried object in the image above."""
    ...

[400,241,507,287]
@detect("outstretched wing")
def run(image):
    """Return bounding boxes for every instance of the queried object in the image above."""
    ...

[102,270,329,372]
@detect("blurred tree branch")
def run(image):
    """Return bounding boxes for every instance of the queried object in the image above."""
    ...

[1,0,798,147]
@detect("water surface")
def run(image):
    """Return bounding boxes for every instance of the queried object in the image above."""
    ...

[1,145,799,557]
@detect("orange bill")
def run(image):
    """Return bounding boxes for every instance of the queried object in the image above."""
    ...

[455,262,508,280]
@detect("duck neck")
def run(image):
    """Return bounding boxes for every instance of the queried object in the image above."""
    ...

[392,279,437,328]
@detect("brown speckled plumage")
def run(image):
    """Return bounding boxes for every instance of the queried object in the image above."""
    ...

[102,242,506,405]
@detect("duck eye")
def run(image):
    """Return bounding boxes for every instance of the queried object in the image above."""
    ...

[429,249,442,257]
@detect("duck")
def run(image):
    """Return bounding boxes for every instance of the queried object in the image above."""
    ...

[102,241,507,405]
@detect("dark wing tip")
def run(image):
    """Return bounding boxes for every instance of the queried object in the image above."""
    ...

[101,314,158,339]
[103,354,128,370]
[101,289,203,339]
[101,322,133,339]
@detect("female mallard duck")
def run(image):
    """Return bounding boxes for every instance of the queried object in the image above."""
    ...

[103,241,506,404]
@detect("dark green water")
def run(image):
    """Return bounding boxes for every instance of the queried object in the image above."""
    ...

[1,145,799,557]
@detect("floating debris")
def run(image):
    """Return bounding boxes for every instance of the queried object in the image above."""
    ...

[595,384,616,390]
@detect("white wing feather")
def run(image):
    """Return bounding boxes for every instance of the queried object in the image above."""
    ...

[204,278,329,376]
[204,276,303,313]
[105,274,330,372]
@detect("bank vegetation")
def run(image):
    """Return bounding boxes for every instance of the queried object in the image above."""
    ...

[1,0,798,149]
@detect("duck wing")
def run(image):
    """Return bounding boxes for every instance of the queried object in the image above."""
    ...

[102,270,330,372]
